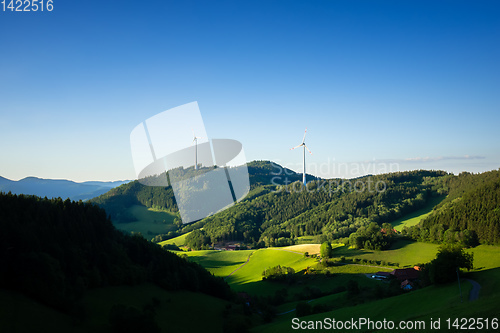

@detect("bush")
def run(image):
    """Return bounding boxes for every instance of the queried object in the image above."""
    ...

[262,265,295,281]
[423,244,474,284]
[320,242,333,258]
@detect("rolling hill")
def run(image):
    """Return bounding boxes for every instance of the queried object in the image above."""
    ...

[0,192,234,332]
[0,176,129,201]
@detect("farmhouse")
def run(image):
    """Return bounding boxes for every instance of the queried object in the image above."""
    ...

[390,267,420,281]
[389,267,421,290]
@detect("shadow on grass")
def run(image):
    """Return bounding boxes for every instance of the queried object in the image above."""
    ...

[187,257,247,270]
[388,239,414,250]
[332,246,373,258]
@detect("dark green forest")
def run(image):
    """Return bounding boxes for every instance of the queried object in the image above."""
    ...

[185,169,449,250]
[91,161,500,251]
[403,170,500,245]
[0,193,232,316]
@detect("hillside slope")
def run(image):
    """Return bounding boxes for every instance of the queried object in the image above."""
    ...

[0,193,232,317]
[406,170,500,244]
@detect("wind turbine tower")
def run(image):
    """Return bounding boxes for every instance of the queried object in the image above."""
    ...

[290,128,312,186]
[192,129,204,170]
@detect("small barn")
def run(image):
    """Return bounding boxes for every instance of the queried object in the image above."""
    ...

[390,268,420,282]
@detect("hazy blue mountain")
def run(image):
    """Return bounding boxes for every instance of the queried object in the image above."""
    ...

[0,176,130,201]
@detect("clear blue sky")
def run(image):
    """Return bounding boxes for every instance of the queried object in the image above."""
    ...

[1,0,499,181]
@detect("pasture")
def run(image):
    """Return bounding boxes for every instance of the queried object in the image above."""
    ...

[159,230,192,247]
[334,239,440,267]
[182,247,384,299]
[254,281,475,333]
[282,244,321,254]
[83,284,229,333]
[391,195,445,231]
[0,284,230,333]
[180,249,254,277]
[114,205,177,237]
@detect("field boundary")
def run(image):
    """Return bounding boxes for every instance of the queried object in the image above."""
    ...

[224,251,255,280]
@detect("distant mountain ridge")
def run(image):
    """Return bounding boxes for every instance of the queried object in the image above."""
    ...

[0,176,130,201]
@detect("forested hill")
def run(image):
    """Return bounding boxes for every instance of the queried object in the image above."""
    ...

[0,193,232,314]
[91,160,500,249]
[404,169,500,245]
[90,160,308,223]
[188,170,449,249]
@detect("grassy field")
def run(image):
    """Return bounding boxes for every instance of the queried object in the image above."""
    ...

[465,245,500,301]
[250,243,500,332]
[391,195,445,231]
[334,239,440,267]
[0,284,230,333]
[282,244,321,254]
[174,241,500,333]
[182,248,385,299]
[158,230,192,247]
[114,205,177,237]
[83,284,229,333]
[254,281,476,333]
[179,249,254,277]
[0,289,87,333]
[226,248,316,286]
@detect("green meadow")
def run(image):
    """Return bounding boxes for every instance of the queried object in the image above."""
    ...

[391,195,445,231]
[158,230,192,247]
[180,249,254,277]
[0,284,230,333]
[83,284,229,333]
[333,239,440,267]
[254,281,476,333]
[178,240,500,333]
[114,205,177,236]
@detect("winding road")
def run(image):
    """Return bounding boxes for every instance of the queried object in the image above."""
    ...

[465,278,481,301]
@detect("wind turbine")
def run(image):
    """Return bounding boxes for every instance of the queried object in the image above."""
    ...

[192,129,204,170]
[290,128,312,186]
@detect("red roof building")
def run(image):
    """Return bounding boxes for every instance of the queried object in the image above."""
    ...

[390,268,420,281]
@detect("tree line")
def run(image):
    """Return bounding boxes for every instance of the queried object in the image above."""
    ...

[0,192,232,316]
[403,169,500,245]
[184,170,447,249]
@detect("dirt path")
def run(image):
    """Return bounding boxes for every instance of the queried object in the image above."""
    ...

[465,278,481,301]
[224,251,255,280]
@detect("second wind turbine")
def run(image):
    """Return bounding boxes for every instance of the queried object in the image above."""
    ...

[290,128,313,187]
[192,129,204,170]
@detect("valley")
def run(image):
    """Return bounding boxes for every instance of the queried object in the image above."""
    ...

[1,161,500,332]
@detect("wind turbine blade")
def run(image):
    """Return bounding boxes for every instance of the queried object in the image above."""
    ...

[302,128,307,143]
[304,144,313,155]
[290,144,303,150]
